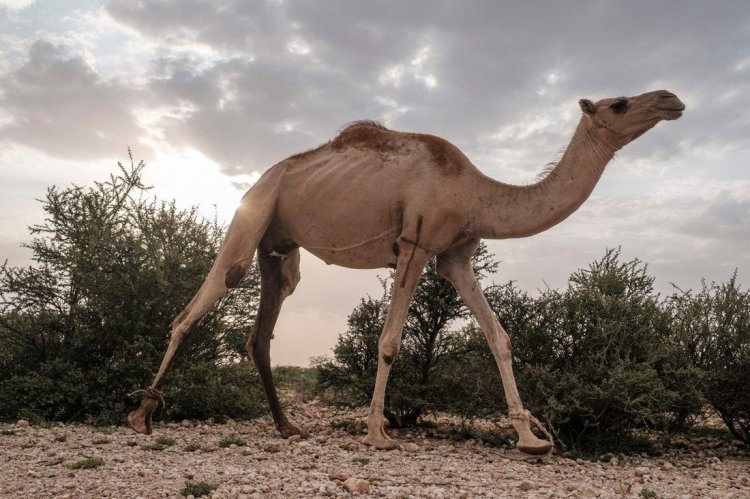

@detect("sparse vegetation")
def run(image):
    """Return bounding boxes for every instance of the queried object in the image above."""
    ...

[1,429,15,436]
[219,436,246,448]
[272,366,318,401]
[141,442,166,451]
[330,418,360,436]
[54,434,67,442]
[353,456,370,465]
[183,442,201,452]
[262,443,280,453]
[69,457,105,469]
[156,436,176,447]
[180,481,217,497]
[92,436,110,445]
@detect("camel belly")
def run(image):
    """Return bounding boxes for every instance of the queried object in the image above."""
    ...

[275,156,406,269]
[283,210,400,269]
[301,227,399,269]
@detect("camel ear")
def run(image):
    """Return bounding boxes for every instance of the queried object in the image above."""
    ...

[579,99,596,116]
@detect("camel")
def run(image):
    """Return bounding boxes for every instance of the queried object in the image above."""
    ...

[128,89,685,455]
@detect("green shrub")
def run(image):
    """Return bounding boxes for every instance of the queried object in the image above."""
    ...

[318,247,705,453]
[162,362,265,423]
[69,457,105,469]
[490,249,703,451]
[668,274,750,443]
[155,436,175,446]
[180,481,217,497]
[0,156,264,425]
[219,436,246,448]
[272,366,318,401]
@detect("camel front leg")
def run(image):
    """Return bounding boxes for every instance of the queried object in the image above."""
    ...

[362,242,430,450]
[437,254,553,455]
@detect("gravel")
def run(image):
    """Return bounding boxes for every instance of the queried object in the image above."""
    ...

[1,400,748,498]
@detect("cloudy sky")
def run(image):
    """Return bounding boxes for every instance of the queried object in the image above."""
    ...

[1,1,748,365]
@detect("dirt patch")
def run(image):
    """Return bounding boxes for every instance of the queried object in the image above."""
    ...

[1,401,748,498]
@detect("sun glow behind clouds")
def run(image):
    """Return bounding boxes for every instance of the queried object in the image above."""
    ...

[144,147,261,226]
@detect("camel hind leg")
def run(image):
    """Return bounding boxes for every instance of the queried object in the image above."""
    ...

[128,173,280,434]
[247,245,303,438]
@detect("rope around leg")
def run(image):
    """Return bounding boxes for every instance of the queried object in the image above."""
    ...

[509,410,554,455]
[128,387,166,412]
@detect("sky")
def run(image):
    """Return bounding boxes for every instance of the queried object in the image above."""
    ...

[0,1,748,366]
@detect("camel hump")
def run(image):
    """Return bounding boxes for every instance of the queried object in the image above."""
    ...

[331,120,400,154]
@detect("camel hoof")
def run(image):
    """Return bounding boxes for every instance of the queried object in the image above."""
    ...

[362,434,401,451]
[517,436,553,455]
[127,398,158,435]
[279,424,309,439]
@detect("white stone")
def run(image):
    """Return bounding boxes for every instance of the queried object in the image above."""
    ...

[344,478,370,494]
[287,434,301,444]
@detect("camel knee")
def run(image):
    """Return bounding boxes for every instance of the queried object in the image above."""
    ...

[170,320,192,340]
[245,332,256,360]
[246,328,270,365]
[170,309,189,330]
[496,329,513,362]
[225,259,252,289]
[379,340,400,366]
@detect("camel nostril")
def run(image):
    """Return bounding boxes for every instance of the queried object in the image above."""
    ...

[659,90,677,99]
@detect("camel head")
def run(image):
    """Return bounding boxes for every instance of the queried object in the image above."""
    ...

[578,90,685,149]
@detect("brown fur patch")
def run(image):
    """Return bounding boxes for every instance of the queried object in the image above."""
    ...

[331,123,399,154]
[418,134,464,176]
[287,142,328,160]
[382,353,395,365]
[225,261,248,288]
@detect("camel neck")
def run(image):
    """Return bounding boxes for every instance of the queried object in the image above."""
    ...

[473,119,616,239]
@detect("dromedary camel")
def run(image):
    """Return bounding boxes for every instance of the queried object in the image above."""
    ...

[129,90,684,455]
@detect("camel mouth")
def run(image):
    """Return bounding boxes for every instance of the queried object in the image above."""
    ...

[654,97,685,120]
[655,102,685,120]
[657,108,683,120]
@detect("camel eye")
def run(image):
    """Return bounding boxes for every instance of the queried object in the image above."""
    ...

[610,98,628,114]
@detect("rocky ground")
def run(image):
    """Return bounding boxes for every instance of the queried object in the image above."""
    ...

[1,399,748,498]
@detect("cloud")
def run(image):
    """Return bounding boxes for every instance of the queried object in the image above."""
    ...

[1,1,749,364]
[97,1,749,183]
[680,195,750,242]
[0,40,149,160]
[0,0,34,11]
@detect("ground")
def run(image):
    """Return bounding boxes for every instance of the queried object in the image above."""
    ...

[1,399,748,498]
